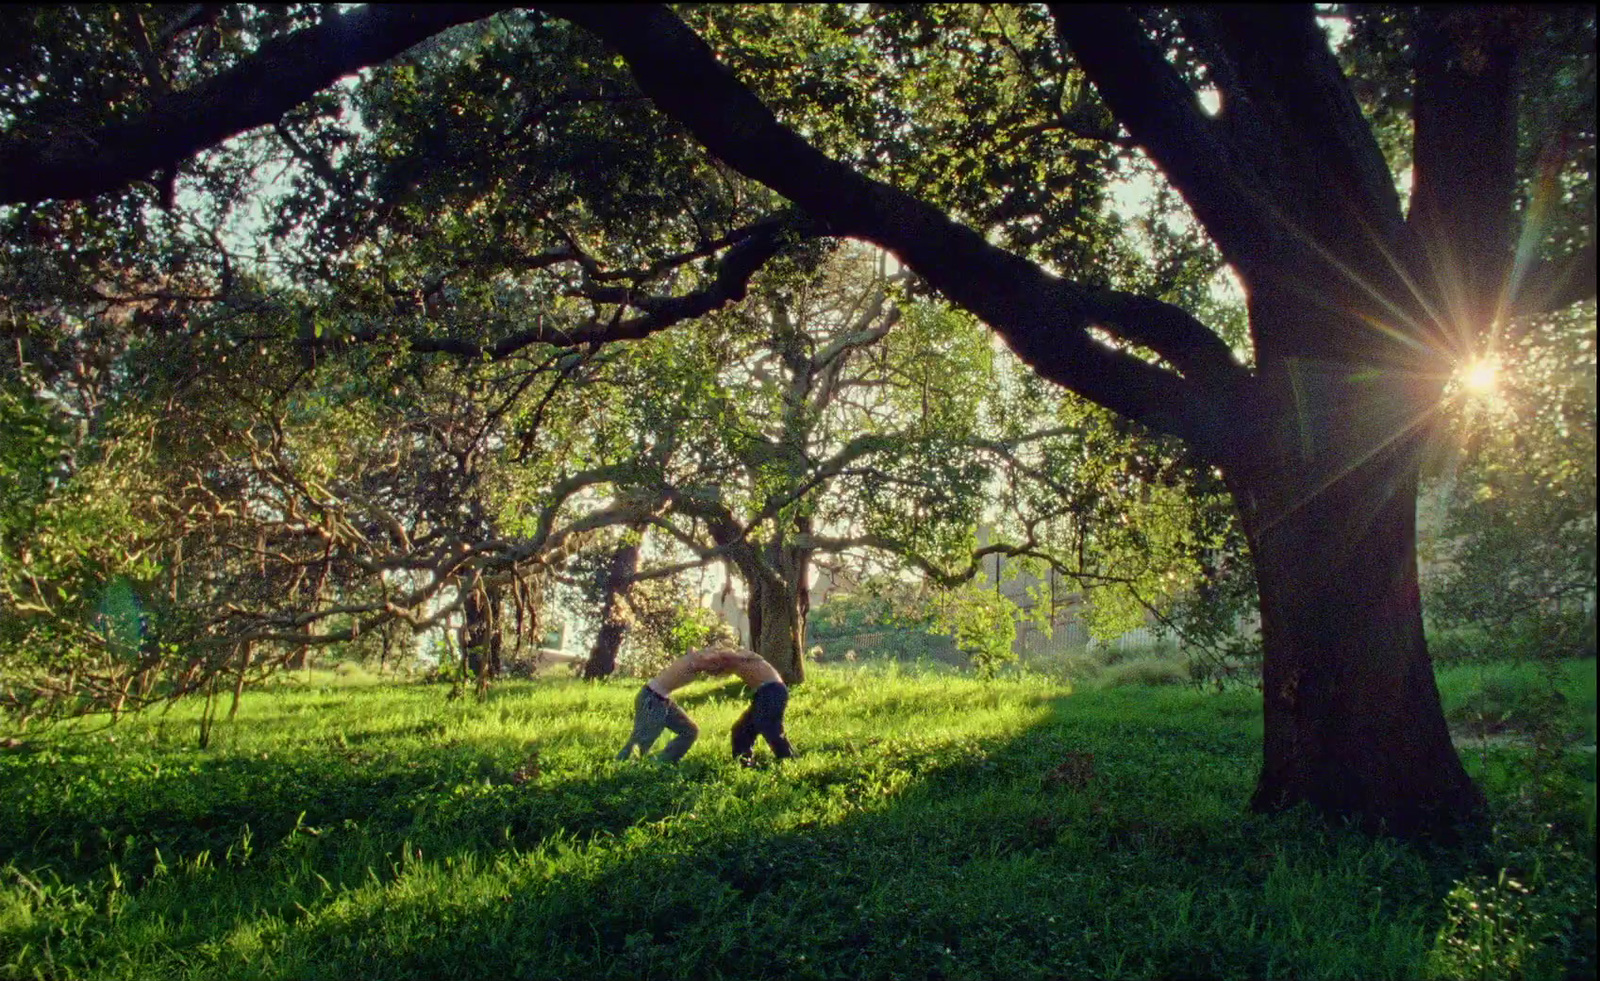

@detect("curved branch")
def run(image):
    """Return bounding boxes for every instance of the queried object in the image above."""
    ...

[1081,287,1243,388]
[540,3,1231,451]
[1,4,510,204]
[798,532,1136,591]
[343,212,821,360]
[1049,4,1279,274]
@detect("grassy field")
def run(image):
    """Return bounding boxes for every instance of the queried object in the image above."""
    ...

[0,660,1593,980]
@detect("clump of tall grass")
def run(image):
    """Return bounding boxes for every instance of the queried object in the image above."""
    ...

[1097,654,1191,688]
[1022,639,1202,689]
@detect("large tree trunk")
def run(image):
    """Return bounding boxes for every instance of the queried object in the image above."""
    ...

[461,580,502,681]
[1228,381,1485,838]
[744,526,811,684]
[585,527,645,679]
[748,574,806,685]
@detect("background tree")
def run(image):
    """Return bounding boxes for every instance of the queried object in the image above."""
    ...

[581,523,648,679]
[565,245,997,683]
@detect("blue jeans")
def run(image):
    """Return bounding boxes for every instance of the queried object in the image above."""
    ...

[616,687,698,762]
[731,682,793,762]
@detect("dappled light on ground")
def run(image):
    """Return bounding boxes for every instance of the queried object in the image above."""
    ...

[0,662,1591,980]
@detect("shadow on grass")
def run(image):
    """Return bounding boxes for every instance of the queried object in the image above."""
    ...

[0,685,1580,981]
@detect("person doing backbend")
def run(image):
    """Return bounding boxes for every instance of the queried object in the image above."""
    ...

[614,647,724,762]
[718,647,794,765]
[615,639,793,764]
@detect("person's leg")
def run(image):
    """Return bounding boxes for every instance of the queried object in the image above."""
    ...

[616,688,670,760]
[752,683,794,759]
[654,697,699,762]
[730,701,759,762]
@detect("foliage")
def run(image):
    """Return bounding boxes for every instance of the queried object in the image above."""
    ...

[924,586,1019,678]
[0,389,165,720]
[1427,870,1548,981]
[808,590,958,664]
[0,302,600,722]
[809,582,1023,676]
[687,3,1126,275]
[2,3,1224,693]
[1097,654,1193,689]
[1421,303,1598,655]
[978,353,1246,648]
[609,574,720,679]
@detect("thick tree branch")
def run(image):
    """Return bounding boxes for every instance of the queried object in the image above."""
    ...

[156,4,225,47]
[273,120,346,195]
[1,4,510,204]
[1055,5,1431,371]
[1188,7,1403,241]
[1081,287,1243,387]
[797,532,1135,590]
[575,214,796,285]
[1409,7,1522,331]
[118,6,172,98]
[541,3,1233,453]
[346,213,820,360]
[1049,4,1281,275]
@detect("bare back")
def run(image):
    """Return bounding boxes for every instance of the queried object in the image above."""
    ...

[712,648,783,688]
[646,649,723,695]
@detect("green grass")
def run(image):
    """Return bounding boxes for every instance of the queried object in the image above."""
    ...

[1436,658,1598,743]
[0,660,1593,980]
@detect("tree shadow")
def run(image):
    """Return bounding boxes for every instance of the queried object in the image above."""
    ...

[0,688,1530,980]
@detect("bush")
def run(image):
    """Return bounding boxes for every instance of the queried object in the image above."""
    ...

[810,591,963,665]
[1429,610,1595,664]
[1019,647,1103,684]
[1097,655,1189,688]
[1448,679,1568,737]
[1437,660,1596,743]
[1427,870,1549,980]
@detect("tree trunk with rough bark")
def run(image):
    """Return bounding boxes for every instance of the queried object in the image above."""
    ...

[735,522,813,684]
[462,581,502,681]
[585,528,645,679]
[747,573,807,684]
[1229,424,1485,836]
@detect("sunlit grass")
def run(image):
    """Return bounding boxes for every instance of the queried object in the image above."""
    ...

[0,662,1591,980]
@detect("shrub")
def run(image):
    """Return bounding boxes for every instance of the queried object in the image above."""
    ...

[1097,655,1189,688]
[1019,647,1102,684]
[1428,609,1596,664]
[1090,638,1181,667]
[1438,660,1594,742]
